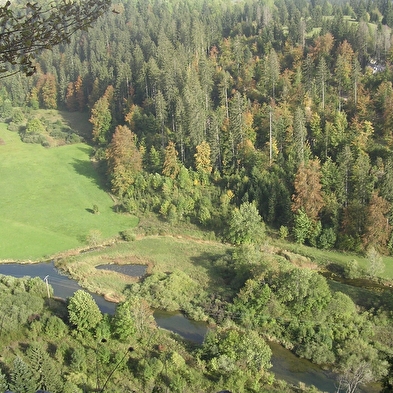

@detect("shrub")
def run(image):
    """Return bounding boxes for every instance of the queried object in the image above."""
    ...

[11,108,25,124]
[45,315,68,338]
[66,133,82,144]
[279,225,289,239]
[7,122,20,132]
[50,127,68,140]
[343,259,362,279]
[120,229,136,242]
[21,131,49,147]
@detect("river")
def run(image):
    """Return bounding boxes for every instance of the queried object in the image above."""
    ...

[0,261,382,393]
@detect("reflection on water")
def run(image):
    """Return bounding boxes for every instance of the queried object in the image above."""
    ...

[269,342,336,392]
[153,309,208,344]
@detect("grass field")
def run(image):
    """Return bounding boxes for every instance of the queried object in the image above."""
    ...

[56,234,231,301]
[272,237,393,280]
[0,124,138,260]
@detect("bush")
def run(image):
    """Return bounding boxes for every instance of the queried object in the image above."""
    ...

[45,315,69,338]
[343,259,362,279]
[66,133,82,144]
[120,229,136,241]
[7,122,20,132]
[21,133,48,146]
[11,107,25,124]
[50,127,68,140]
[279,225,289,240]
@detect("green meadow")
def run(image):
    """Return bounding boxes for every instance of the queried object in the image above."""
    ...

[0,124,137,260]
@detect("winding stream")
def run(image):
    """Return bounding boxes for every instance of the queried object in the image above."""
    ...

[0,261,381,393]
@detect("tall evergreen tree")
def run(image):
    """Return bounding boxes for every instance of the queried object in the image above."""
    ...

[9,357,37,393]
[90,85,114,146]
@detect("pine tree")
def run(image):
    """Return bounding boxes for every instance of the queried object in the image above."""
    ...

[293,106,307,164]
[9,357,37,393]
[266,48,280,99]
[90,85,114,146]
[0,369,8,392]
[74,75,85,111]
[65,82,77,111]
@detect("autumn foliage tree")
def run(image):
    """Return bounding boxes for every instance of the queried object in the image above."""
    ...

[41,73,57,109]
[66,76,85,111]
[292,159,324,222]
[363,191,392,252]
[194,141,212,180]
[106,125,142,197]
[162,141,180,179]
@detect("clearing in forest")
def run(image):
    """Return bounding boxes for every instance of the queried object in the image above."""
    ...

[0,124,137,260]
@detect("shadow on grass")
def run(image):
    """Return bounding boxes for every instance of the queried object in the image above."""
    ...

[71,158,106,190]
[190,250,235,293]
[59,111,92,139]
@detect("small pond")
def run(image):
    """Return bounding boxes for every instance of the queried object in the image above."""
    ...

[0,262,381,392]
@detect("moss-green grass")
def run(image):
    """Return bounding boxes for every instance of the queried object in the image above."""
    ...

[271,237,393,280]
[0,124,137,260]
[57,235,231,300]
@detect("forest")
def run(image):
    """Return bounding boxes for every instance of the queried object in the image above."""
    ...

[3,0,393,254]
[2,0,393,391]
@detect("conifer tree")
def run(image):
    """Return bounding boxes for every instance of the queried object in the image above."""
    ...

[9,357,37,393]
[90,86,114,146]
[0,369,8,392]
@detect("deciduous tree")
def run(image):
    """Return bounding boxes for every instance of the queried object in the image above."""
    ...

[162,141,180,179]
[292,159,324,222]
[194,140,213,177]
[106,125,142,197]
[0,0,111,77]
[363,192,391,251]
[67,290,102,335]
[228,201,265,245]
